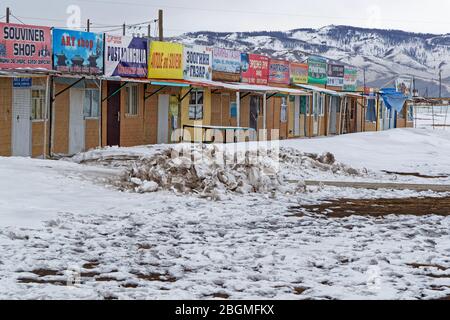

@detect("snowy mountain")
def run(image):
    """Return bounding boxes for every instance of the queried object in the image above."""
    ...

[172,25,450,96]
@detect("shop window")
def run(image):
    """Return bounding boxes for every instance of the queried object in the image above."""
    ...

[126,85,139,116]
[366,99,377,122]
[230,102,237,118]
[189,90,204,120]
[83,89,99,118]
[280,97,288,122]
[407,106,414,121]
[31,89,45,120]
[299,96,307,115]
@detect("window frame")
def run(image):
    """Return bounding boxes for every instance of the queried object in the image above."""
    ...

[83,88,100,119]
[125,84,139,116]
[31,88,46,121]
[188,90,204,121]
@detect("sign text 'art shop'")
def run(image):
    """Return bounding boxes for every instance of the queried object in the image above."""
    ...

[0,22,52,69]
[183,44,213,81]
[52,29,104,75]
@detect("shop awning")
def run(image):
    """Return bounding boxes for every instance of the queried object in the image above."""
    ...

[225,82,309,95]
[294,84,342,96]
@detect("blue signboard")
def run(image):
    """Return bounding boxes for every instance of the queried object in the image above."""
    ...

[13,77,32,88]
[52,28,104,75]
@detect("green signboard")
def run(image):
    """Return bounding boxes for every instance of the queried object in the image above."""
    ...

[308,56,327,85]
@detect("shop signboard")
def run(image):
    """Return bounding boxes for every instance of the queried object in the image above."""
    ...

[212,47,241,74]
[183,44,213,81]
[241,53,269,85]
[290,62,308,84]
[105,35,148,77]
[52,28,104,75]
[308,56,327,85]
[0,22,52,70]
[343,66,358,91]
[327,63,344,87]
[148,41,183,79]
[268,59,290,85]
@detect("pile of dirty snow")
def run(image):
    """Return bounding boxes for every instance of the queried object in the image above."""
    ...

[114,144,307,199]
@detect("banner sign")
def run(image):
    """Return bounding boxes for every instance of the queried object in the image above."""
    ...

[241,53,269,85]
[268,59,290,85]
[308,56,327,85]
[290,62,308,84]
[52,29,103,75]
[13,77,32,87]
[327,63,344,87]
[212,47,241,74]
[0,22,52,70]
[105,35,148,78]
[343,66,358,91]
[395,77,413,97]
[183,44,213,81]
[148,41,183,79]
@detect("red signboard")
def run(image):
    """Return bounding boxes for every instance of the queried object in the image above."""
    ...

[269,59,290,85]
[241,53,269,85]
[0,22,52,70]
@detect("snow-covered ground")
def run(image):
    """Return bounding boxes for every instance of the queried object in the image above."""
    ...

[1,128,450,300]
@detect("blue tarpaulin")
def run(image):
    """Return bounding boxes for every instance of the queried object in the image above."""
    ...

[380,88,408,113]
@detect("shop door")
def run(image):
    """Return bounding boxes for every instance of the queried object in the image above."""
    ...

[249,96,259,130]
[157,94,170,144]
[329,96,338,135]
[312,93,319,136]
[69,88,85,155]
[294,96,300,136]
[12,88,32,157]
[107,82,121,146]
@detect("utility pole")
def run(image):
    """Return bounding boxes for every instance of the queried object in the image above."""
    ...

[439,70,442,98]
[87,19,90,32]
[147,24,151,38]
[123,23,126,36]
[158,9,163,41]
[6,7,10,23]
[363,68,366,93]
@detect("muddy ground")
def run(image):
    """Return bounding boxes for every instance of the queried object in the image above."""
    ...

[291,196,450,218]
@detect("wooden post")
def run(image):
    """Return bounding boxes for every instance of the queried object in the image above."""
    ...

[6,7,10,23]
[123,23,126,36]
[158,9,163,41]
[236,91,240,127]
[87,19,90,32]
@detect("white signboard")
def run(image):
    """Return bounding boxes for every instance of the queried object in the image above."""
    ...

[212,47,241,74]
[183,44,213,81]
[395,77,413,96]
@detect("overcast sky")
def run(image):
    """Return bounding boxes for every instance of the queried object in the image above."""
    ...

[2,0,450,36]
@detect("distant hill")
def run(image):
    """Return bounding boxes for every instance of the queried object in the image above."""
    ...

[171,25,450,97]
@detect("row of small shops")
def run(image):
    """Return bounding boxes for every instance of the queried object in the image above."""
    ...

[0,22,413,158]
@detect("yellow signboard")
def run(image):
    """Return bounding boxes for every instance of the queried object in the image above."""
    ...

[148,41,183,79]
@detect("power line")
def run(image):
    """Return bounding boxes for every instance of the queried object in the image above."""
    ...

[10,13,26,24]
[72,0,450,27]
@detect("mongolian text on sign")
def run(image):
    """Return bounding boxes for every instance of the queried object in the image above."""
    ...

[327,63,344,87]
[148,41,183,79]
[183,44,213,81]
[0,22,52,70]
[343,66,358,91]
[268,59,290,85]
[212,47,241,74]
[241,53,269,85]
[308,56,327,85]
[290,62,308,84]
